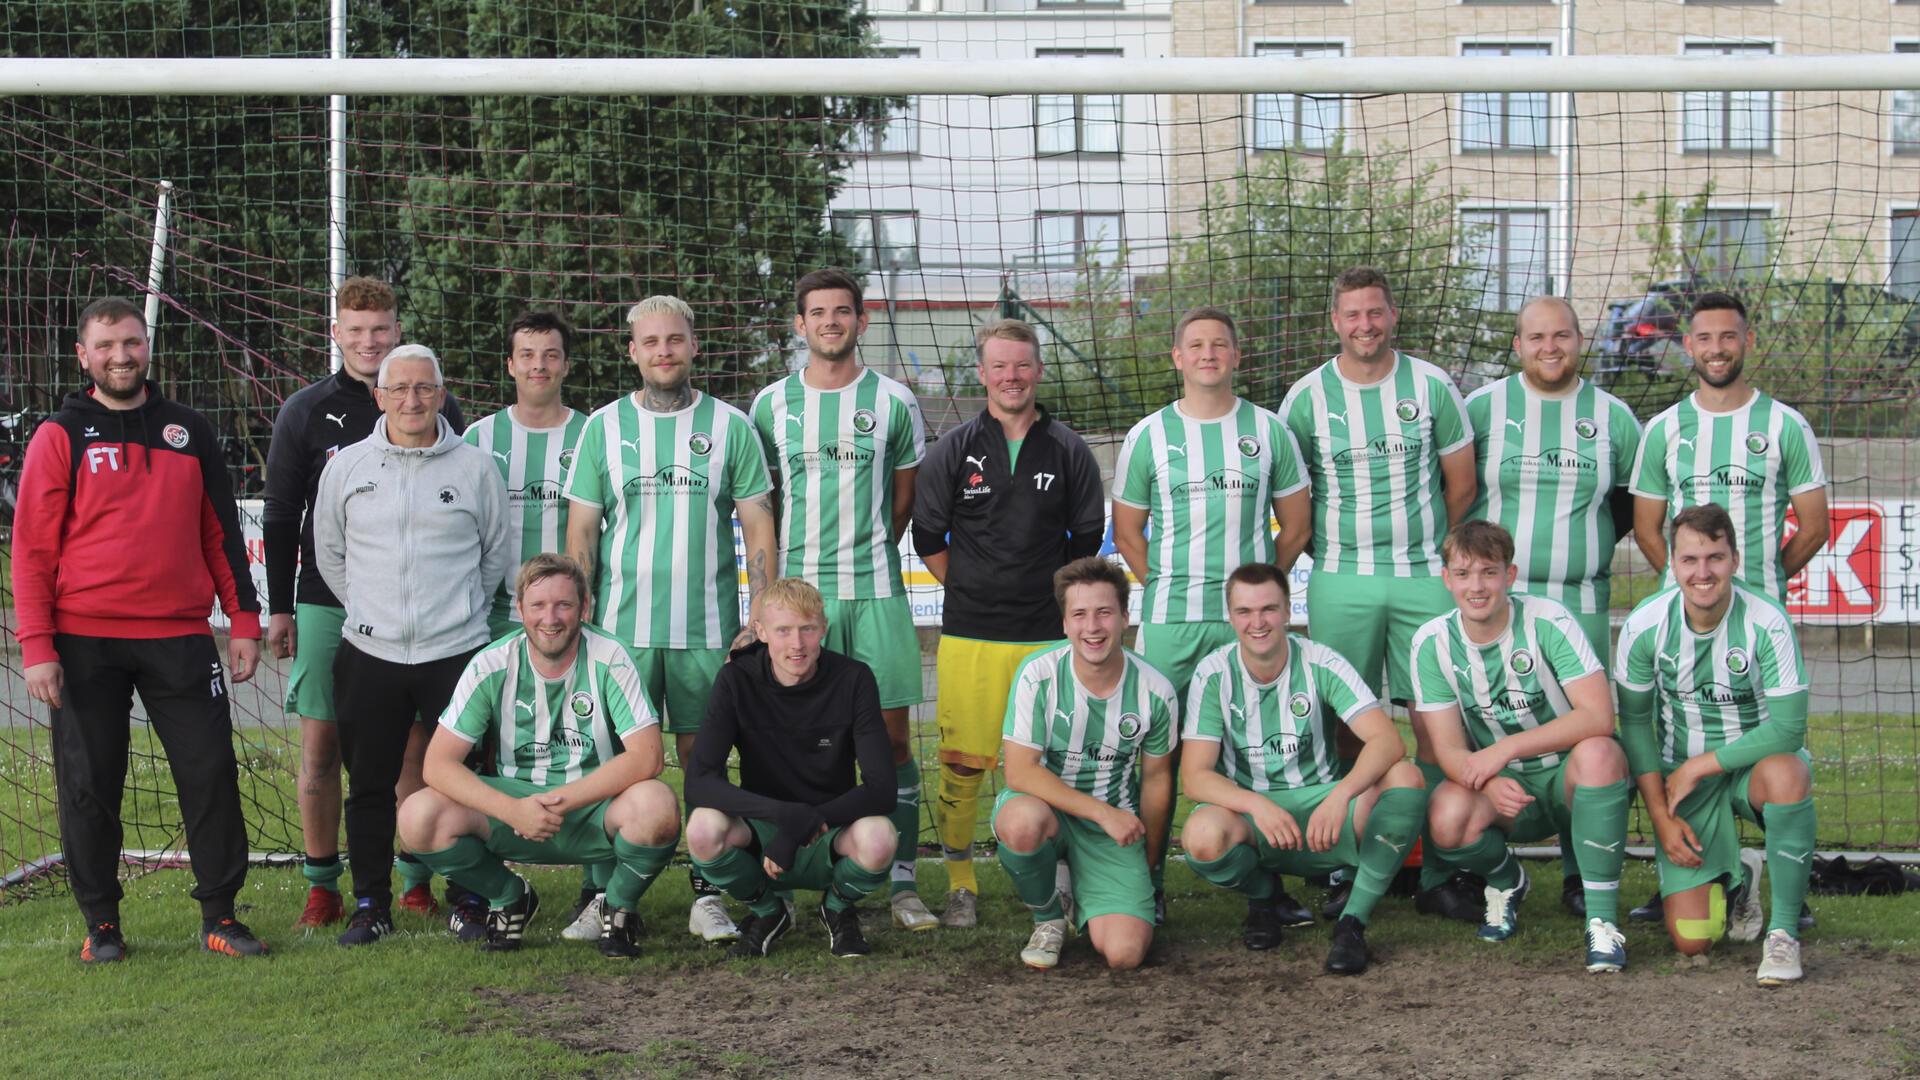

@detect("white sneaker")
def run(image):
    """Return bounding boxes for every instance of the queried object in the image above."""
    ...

[1584,917,1627,973]
[1756,928,1803,986]
[1727,848,1766,944]
[1020,918,1068,970]
[891,892,940,932]
[560,893,604,942]
[688,894,739,943]
[1055,860,1077,928]
[1477,865,1529,942]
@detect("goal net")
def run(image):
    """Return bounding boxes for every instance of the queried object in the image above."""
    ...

[3,0,1917,899]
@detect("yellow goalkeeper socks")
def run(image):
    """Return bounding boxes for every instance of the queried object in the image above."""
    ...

[937,763,985,894]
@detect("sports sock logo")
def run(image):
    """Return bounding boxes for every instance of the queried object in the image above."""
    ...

[1775,850,1809,864]
[1581,839,1623,853]
[1373,835,1408,854]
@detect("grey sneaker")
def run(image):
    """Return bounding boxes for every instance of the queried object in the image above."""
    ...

[939,888,978,929]
[561,892,605,942]
[1756,929,1803,987]
[891,892,939,932]
[1727,848,1765,944]
[1020,918,1068,970]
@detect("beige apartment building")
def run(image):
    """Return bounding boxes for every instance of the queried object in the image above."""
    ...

[1166,0,1920,318]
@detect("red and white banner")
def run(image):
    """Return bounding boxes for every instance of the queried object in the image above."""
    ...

[1786,500,1918,625]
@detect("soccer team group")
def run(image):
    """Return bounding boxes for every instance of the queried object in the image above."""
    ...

[16,265,1829,987]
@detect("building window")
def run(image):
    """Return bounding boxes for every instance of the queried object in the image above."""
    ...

[1893,211,1920,301]
[1894,43,1920,154]
[1460,208,1549,311]
[851,49,919,156]
[1035,50,1123,156]
[1459,43,1551,152]
[1252,43,1343,151]
[834,211,920,271]
[1687,208,1772,282]
[1035,212,1123,267]
[1681,43,1775,152]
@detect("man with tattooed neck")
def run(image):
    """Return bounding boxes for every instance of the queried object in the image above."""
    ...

[564,294,778,945]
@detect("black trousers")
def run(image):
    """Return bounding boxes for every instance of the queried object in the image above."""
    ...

[332,641,475,908]
[50,633,246,925]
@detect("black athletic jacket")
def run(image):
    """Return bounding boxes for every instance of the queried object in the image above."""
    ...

[261,368,464,613]
[685,644,895,870]
[912,407,1105,643]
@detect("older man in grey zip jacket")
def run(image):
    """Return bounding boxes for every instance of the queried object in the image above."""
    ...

[314,343,511,946]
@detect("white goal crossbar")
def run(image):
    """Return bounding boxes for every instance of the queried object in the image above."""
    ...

[4,55,1920,97]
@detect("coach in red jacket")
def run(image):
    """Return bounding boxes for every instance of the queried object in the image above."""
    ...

[12,297,267,963]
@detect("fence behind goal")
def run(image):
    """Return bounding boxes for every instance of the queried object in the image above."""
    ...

[2,0,1917,901]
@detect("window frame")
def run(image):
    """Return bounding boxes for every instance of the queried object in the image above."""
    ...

[1033,211,1126,269]
[1033,48,1126,158]
[1248,40,1349,153]
[1677,40,1781,155]
[832,209,922,273]
[1458,204,1554,312]
[1455,39,1556,154]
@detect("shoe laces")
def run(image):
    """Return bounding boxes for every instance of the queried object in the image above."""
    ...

[1484,885,1520,927]
[1031,920,1066,950]
[348,906,385,930]
[1764,931,1798,964]
[1586,919,1624,952]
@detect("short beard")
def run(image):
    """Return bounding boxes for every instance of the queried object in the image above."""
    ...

[91,373,145,402]
[1696,356,1745,389]
[527,625,582,665]
[810,335,858,364]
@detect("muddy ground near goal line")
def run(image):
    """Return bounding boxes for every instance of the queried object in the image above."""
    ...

[499,940,1920,1079]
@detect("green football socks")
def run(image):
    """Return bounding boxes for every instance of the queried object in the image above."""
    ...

[605,837,675,911]
[1764,797,1817,937]
[1571,781,1630,925]
[997,835,1066,922]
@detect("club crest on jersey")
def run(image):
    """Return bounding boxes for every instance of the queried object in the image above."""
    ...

[688,432,713,457]
[162,423,190,449]
[1509,649,1535,676]
[1116,712,1143,740]
[1395,398,1422,423]
[437,486,457,505]
[558,448,576,471]
[1724,647,1750,675]
[1236,435,1260,458]
[1744,432,1770,456]
[569,690,595,718]
[1574,417,1598,440]
[1288,692,1312,719]
[851,409,877,435]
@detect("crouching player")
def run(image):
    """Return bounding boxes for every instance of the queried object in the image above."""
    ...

[1615,504,1815,986]
[684,578,898,960]
[1411,521,1632,971]
[994,557,1177,971]
[1179,563,1427,976]
[397,554,680,956]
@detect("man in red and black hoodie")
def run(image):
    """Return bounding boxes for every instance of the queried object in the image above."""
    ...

[12,297,267,963]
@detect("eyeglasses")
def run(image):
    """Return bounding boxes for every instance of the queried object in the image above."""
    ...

[379,383,443,399]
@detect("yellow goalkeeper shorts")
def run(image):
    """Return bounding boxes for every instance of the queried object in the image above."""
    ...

[935,635,1057,769]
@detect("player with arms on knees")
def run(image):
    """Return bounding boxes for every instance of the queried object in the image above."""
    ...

[1614,504,1815,987]
[1179,563,1427,975]
[684,578,898,959]
[912,318,1106,928]
[1466,296,1639,919]
[750,268,932,930]
[397,555,680,956]
[1111,305,1311,925]
[1627,289,1826,929]
[263,276,466,928]
[1280,266,1479,922]
[1411,521,1632,971]
[14,297,266,962]
[563,295,776,945]
[994,557,1177,971]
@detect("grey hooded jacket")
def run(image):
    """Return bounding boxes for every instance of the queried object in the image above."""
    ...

[314,414,510,664]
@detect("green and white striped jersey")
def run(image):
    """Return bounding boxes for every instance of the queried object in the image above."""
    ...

[464,407,589,627]
[1182,636,1379,791]
[1410,594,1604,775]
[1113,398,1308,624]
[439,623,658,787]
[561,391,772,650]
[1613,585,1808,770]
[1279,352,1473,577]
[1629,390,1825,602]
[1467,376,1641,614]
[1002,644,1178,813]
[751,367,925,600]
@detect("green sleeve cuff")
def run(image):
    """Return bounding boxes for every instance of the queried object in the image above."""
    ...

[1712,690,1809,772]
[1617,684,1661,778]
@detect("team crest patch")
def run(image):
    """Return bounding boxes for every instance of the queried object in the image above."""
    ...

[570,690,595,718]
[1744,432,1770,456]
[558,448,576,471]
[1116,712,1143,740]
[1574,417,1598,441]
[1725,647,1750,675]
[1395,398,1422,423]
[851,409,878,435]
[437,486,457,505]
[1288,692,1312,719]
[162,423,190,449]
[1509,649,1536,676]
[1236,435,1260,459]
[688,432,713,457]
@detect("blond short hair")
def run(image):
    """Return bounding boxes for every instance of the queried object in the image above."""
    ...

[974,318,1041,363]
[757,577,825,622]
[626,295,697,334]
[515,553,590,606]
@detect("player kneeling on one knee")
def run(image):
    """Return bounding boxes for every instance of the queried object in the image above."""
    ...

[1412,521,1632,972]
[397,554,680,957]
[1178,563,1427,976]
[995,557,1177,972]
[1615,505,1816,987]
[683,578,899,960]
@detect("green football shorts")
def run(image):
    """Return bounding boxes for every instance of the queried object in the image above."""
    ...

[284,602,347,722]
[1201,780,1371,877]
[822,595,922,709]
[745,817,849,892]
[479,775,617,866]
[1655,749,1812,897]
[630,645,729,735]
[1306,568,1451,705]
[993,788,1153,928]
[1135,621,1237,699]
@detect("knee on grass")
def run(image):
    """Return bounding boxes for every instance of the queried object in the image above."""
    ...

[1090,915,1152,971]
[1666,884,1726,956]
